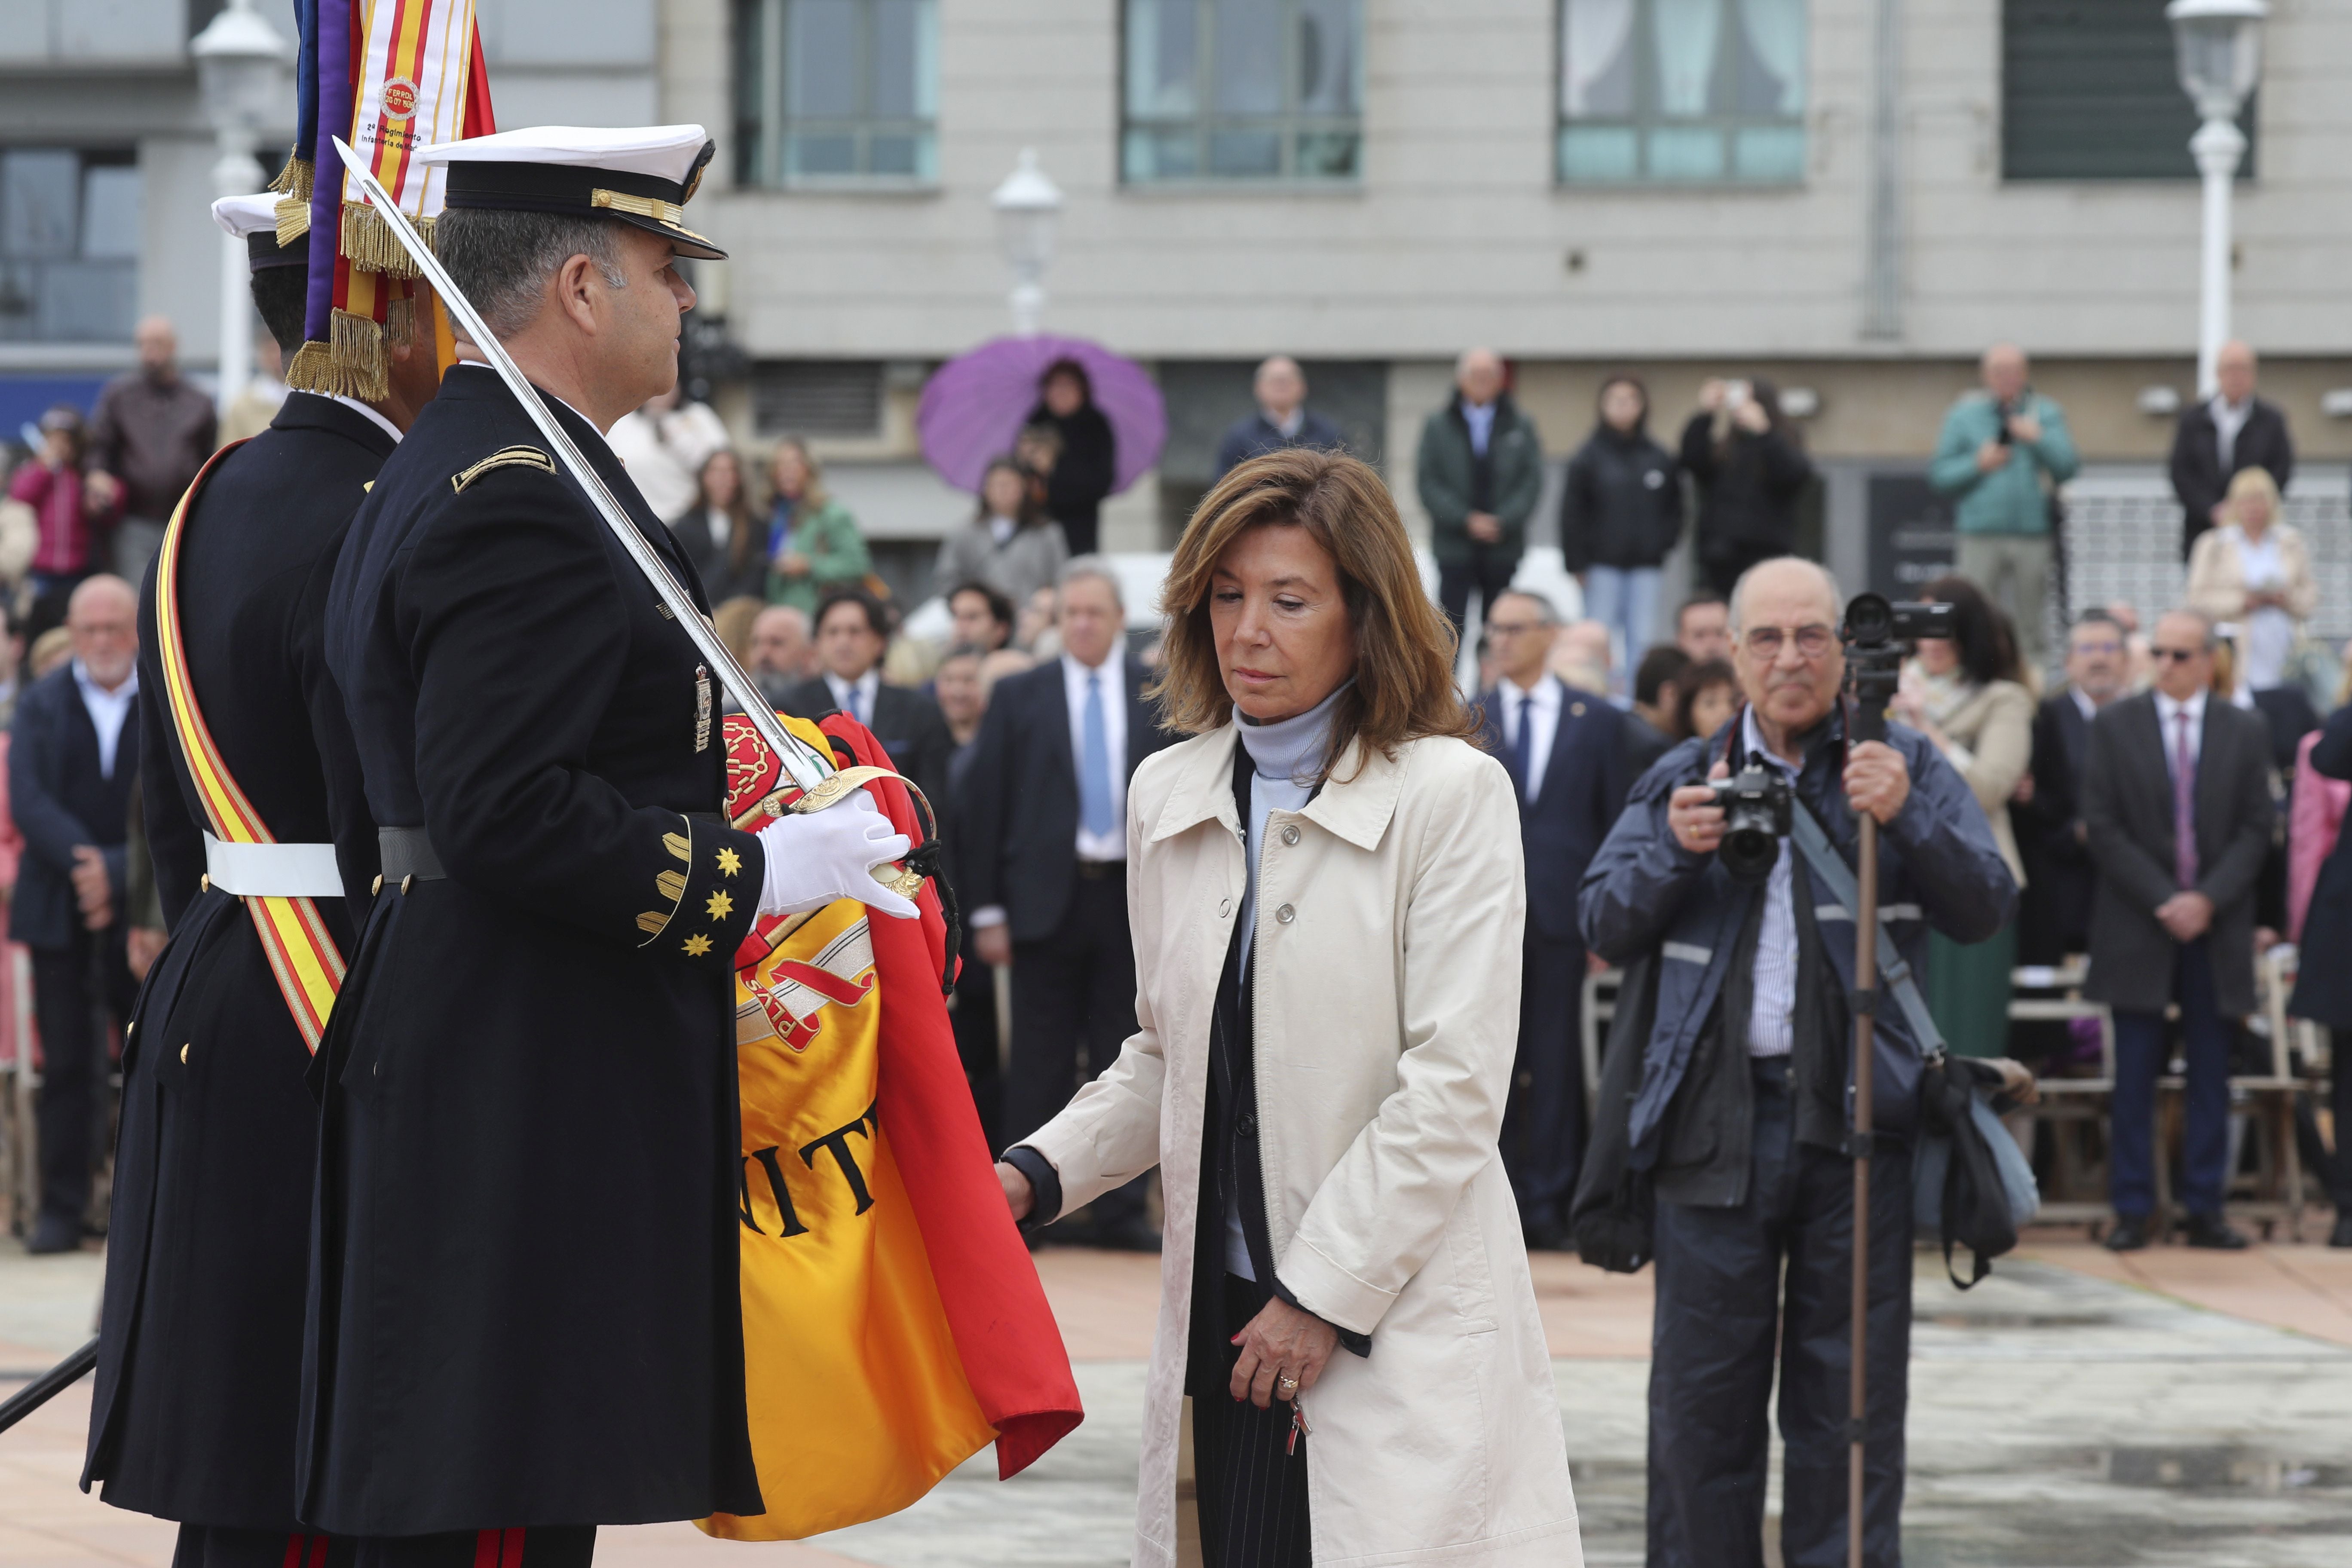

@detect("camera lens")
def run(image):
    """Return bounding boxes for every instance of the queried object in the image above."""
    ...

[1719,824,1779,883]
[1844,592,1891,646]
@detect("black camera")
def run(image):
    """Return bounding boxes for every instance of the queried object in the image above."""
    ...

[1843,591,1954,746]
[1708,759,1794,883]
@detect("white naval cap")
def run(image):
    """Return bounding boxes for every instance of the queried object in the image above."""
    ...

[416,124,725,260]
[210,193,306,270]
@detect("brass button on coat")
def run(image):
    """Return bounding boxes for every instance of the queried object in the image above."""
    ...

[1280,825,1300,846]
[1275,903,1295,925]
[180,1043,190,1064]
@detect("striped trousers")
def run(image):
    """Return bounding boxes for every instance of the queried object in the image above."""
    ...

[1192,1274,1312,1568]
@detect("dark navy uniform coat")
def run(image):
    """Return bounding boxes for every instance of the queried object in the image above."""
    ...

[85,393,389,1530]
[306,366,766,1534]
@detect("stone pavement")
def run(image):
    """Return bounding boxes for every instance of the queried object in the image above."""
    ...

[6,1234,2352,1567]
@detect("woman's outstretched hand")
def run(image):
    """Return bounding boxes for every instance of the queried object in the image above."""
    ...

[996,1161,1034,1222]
[1229,1296,1338,1410]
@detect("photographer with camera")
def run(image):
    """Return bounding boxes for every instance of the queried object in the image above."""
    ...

[1574,557,2016,1568]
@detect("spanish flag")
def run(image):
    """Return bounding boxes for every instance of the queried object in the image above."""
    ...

[702,712,1083,1540]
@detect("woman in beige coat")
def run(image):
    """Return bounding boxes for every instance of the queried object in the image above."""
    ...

[996,450,1580,1567]
[2185,466,2320,695]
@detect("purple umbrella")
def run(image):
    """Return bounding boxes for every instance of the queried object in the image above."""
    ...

[916,334,1167,495]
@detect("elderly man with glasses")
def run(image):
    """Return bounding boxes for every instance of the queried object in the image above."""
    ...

[2081,609,2275,1252]
[1575,556,2014,1568]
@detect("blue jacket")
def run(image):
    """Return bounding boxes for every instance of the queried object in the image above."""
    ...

[1474,680,1627,943]
[8,663,136,950]
[1577,709,2014,1159]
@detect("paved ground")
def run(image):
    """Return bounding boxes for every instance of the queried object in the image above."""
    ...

[6,1231,2352,1567]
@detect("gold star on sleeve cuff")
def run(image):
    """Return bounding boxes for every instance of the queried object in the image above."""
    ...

[717,847,742,877]
[683,933,714,957]
[705,890,734,920]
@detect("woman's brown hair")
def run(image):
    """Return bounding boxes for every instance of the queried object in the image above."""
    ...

[1152,447,1476,776]
[696,449,760,576]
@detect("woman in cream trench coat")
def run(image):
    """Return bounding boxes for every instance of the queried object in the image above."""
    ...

[998,450,1580,1568]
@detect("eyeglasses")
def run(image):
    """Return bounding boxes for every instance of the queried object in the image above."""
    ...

[1741,624,1836,661]
[2070,639,2125,658]
[1485,620,1547,637]
[2151,646,2204,664]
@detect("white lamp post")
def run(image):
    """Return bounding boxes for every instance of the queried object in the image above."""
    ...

[193,0,292,414]
[990,149,1063,337]
[2166,0,2266,398]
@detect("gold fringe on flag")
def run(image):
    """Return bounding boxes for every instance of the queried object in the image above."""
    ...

[282,340,337,395]
[282,312,390,402]
[383,291,416,349]
[339,202,435,280]
[268,150,314,201]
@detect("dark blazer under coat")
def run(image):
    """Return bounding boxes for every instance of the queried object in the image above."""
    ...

[2081,690,2275,1018]
[958,653,1174,942]
[668,505,766,606]
[2169,396,2294,558]
[1474,681,1627,943]
[2288,703,2352,1027]
[82,395,387,1530]
[311,366,766,1533]
[8,665,138,951]
[776,674,955,828]
[2013,691,2098,962]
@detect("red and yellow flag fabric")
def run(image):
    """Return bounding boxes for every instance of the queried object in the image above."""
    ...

[701,713,1082,1541]
[151,444,347,1050]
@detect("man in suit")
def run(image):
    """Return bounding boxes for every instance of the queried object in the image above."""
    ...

[1475,589,1626,1246]
[1212,356,1344,480]
[780,587,953,812]
[2015,609,2130,964]
[2082,608,2273,1252]
[78,192,427,1568]
[10,574,140,1254]
[963,558,1176,1248]
[2170,339,2294,561]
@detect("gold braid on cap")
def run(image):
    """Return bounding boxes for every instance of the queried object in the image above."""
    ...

[591,188,715,247]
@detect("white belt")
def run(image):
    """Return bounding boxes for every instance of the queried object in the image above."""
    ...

[202,833,345,898]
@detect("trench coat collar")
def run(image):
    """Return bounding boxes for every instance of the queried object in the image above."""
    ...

[1147,722,1408,853]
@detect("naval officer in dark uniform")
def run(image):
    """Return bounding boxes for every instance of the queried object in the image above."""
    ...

[309,126,918,1568]
[82,194,440,1568]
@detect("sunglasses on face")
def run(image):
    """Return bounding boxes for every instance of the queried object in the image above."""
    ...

[2151,646,2204,664]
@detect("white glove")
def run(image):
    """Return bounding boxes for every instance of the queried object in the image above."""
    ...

[754,792,919,920]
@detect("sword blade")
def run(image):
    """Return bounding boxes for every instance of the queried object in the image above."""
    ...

[326,137,830,794]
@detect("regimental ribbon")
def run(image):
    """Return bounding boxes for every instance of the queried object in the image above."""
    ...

[153,445,348,1051]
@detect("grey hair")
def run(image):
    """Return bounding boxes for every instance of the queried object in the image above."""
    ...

[2159,606,2219,649]
[1059,554,1124,609]
[435,208,631,338]
[1726,556,1841,633]
[1491,587,1558,626]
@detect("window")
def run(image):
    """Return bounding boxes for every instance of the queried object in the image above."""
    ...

[1556,0,1807,185]
[2003,0,2254,181]
[0,149,139,343]
[753,361,885,438]
[735,0,937,185]
[1122,0,1363,184]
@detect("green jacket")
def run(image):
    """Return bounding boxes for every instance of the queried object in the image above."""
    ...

[764,497,872,614]
[1927,392,2079,536]
[1417,394,1545,567]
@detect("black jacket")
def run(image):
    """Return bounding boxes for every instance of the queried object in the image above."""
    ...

[1213,407,1344,479]
[2288,702,2352,1027]
[1559,423,1682,572]
[958,653,1175,941]
[1678,413,1813,557]
[2012,691,2099,963]
[2169,396,2293,558]
[1473,679,1627,943]
[85,394,386,1530]
[2081,691,2275,1018]
[776,674,955,827]
[311,366,766,1532]
[7,663,137,950]
[1026,400,1117,550]
[668,505,765,605]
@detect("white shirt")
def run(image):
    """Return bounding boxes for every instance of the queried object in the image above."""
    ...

[330,394,404,446]
[72,659,138,780]
[1738,707,1802,1059]
[824,668,882,728]
[1496,673,1563,803]
[1267,406,1305,439]
[2211,394,2254,473]
[1462,399,1497,457]
[704,507,731,553]
[2156,687,2206,782]
[987,514,1018,546]
[2070,686,2101,725]
[2226,526,2295,690]
[1062,651,1128,862]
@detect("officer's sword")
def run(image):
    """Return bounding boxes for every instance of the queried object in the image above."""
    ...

[0,1337,97,1437]
[328,137,836,796]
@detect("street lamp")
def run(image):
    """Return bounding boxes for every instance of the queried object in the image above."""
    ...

[2166,0,2266,397]
[193,0,291,414]
[991,149,1063,337]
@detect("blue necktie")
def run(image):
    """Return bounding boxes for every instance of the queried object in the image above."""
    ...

[1081,671,1115,838]
[1513,692,1534,802]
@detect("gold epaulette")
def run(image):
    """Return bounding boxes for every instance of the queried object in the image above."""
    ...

[452,446,557,495]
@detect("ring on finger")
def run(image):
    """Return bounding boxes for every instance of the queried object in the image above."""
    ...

[1276,1373,1300,1396]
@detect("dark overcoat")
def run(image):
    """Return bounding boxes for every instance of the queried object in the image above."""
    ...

[83,395,388,1528]
[2288,702,2352,1027]
[2080,690,2275,1018]
[306,365,766,1534]
[1472,679,1628,943]
[7,664,139,949]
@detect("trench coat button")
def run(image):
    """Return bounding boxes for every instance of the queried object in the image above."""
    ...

[1236,1111,1257,1138]
[1218,897,1232,918]
[1275,903,1295,925]
[180,1043,190,1064]
[1280,825,1300,846]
